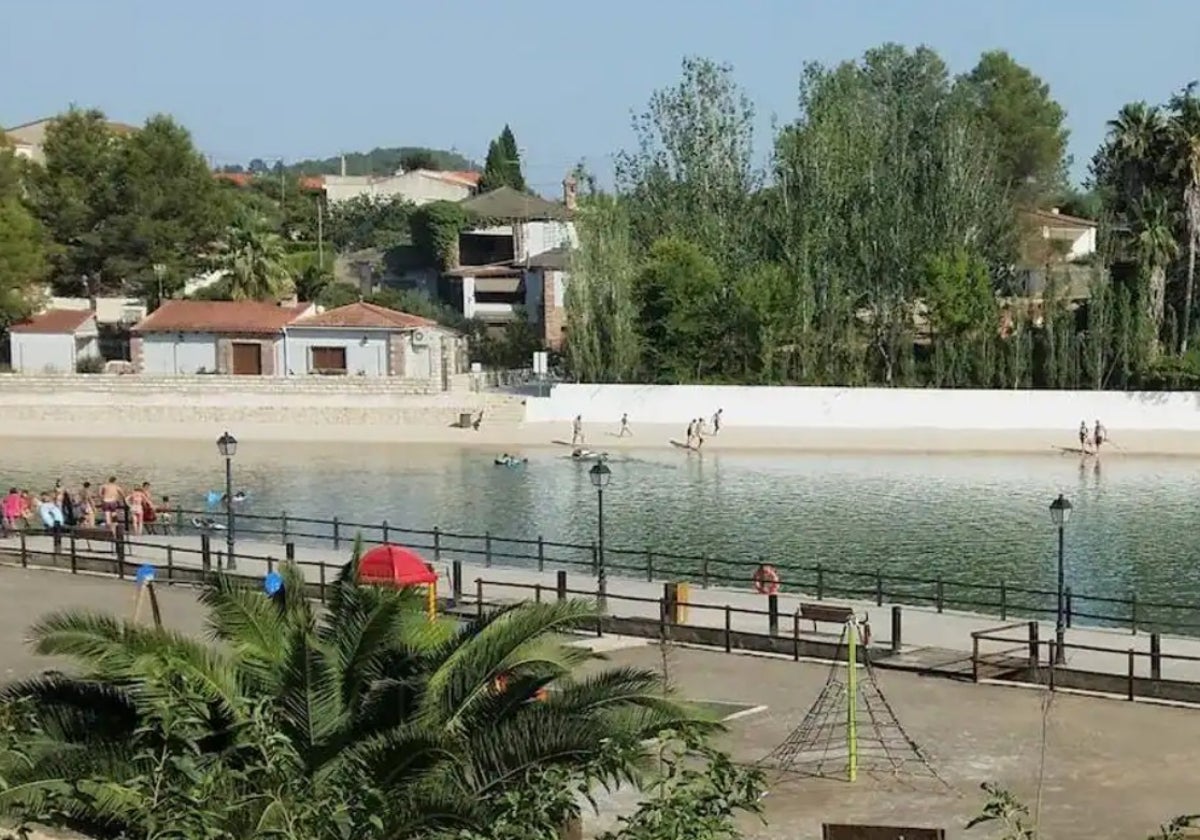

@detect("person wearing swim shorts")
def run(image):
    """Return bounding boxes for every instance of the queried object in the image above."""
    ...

[1093,419,1107,452]
[100,476,125,536]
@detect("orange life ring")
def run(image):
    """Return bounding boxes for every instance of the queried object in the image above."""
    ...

[752,564,780,595]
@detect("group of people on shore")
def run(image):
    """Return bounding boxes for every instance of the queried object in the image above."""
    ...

[570,408,725,450]
[685,408,723,449]
[0,478,173,537]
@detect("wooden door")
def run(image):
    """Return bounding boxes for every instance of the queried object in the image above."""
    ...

[231,342,263,375]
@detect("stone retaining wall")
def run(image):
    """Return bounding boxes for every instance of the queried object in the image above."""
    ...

[0,375,525,436]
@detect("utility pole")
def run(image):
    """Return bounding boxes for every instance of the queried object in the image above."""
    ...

[317,195,324,268]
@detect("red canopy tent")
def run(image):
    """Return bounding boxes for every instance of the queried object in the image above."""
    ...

[357,544,438,587]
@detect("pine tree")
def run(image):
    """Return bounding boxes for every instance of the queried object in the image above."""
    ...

[479,126,527,192]
[498,124,527,192]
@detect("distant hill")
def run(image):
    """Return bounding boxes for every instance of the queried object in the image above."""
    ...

[285,147,477,177]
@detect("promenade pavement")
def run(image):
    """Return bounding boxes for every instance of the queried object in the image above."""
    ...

[9,531,1200,683]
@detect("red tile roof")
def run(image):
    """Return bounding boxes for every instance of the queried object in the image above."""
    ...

[9,309,95,334]
[289,301,436,330]
[430,170,480,187]
[132,300,312,335]
[213,172,325,191]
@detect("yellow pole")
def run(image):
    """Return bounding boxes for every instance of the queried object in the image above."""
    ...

[427,581,437,620]
[847,619,858,783]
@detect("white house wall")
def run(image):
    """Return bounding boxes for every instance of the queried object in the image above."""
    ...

[517,221,575,262]
[141,334,217,375]
[323,173,472,206]
[10,333,74,374]
[284,329,389,376]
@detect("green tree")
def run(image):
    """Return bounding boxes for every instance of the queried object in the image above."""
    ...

[0,197,46,326]
[1169,85,1200,350]
[922,249,998,385]
[960,50,1070,204]
[28,108,122,295]
[0,562,700,839]
[635,237,725,381]
[564,194,642,382]
[212,213,293,301]
[399,149,440,171]
[106,114,228,299]
[616,57,760,271]
[0,136,45,326]
[326,194,415,252]
[479,125,526,192]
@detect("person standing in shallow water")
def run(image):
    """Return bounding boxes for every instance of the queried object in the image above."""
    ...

[712,408,723,434]
[1093,419,1107,453]
[571,415,584,446]
[99,477,124,536]
[1078,420,1090,452]
[618,413,632,437]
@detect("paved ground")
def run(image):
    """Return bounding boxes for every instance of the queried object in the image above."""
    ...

[1,565,1198,839]
[10,532,1199,682]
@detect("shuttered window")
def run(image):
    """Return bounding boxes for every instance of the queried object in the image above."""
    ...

[310,346,347,375]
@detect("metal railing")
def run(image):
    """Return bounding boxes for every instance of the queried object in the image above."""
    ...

[166,509,1200,637]
[970,621,1200,703]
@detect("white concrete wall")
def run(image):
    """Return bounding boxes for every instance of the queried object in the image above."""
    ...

[142,334,217,375]
[284,329,388,376]
[10,333,74,373]
[517,221,575,262]
[461,276,477,318]
[323,172,471,206]
[524,384,1200,432]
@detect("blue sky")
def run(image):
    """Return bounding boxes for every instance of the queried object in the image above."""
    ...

[3,0,1198,191]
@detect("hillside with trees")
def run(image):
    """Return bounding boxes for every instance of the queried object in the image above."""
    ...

[267,146,476,176]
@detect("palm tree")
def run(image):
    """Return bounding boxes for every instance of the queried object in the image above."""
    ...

[1170,86,1200,351]
[0,560,700,839]
[213,212,292,301]
[1133,196,1181,350]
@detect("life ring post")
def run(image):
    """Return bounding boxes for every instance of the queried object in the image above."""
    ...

[752,563,781,596]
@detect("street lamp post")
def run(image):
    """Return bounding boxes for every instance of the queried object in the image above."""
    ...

[217,431,238,570]
[1049,493,1073,665]
[589,460,612,611]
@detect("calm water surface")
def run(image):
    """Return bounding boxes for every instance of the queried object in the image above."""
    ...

[6,439,1200,618]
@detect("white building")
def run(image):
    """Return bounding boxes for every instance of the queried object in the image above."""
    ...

[285,302,466,382]
[129,299,465,386]
[1022,208,1098,263]
[131,300,313,376]
[8,309,101,373]
[323,169,479,206]
[443,185,577,346]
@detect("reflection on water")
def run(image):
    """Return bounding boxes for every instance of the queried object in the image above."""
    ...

[6,439,1199,610]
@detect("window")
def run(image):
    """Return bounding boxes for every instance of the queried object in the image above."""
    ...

[310,346,347,375]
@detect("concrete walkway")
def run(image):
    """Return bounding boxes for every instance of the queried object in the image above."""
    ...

[8,531,1200,683]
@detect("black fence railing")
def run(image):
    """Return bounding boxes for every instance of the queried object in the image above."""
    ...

[168,509,1200,638]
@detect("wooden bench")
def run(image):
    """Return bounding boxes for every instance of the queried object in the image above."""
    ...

[799,603,856,633]
[70,526,124,553]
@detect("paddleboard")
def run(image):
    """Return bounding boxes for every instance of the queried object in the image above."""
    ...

[551,439,577,447]
[1053,446,1092,456]
[670,439,699,452]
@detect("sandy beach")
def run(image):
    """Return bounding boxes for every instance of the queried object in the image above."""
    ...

[12,416,1200,457]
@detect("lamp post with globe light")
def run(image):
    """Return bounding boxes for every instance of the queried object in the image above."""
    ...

[217,431,237,570]
[1049,493,1073,665]
[589,460,612,610]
